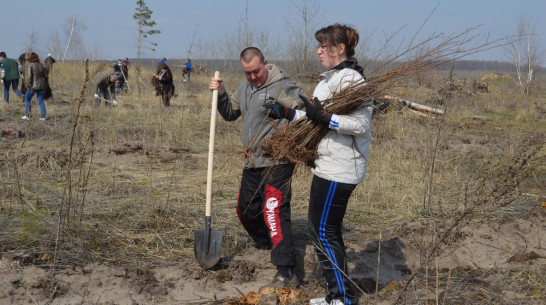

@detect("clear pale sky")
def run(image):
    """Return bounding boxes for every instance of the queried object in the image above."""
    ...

[2,0,545,62]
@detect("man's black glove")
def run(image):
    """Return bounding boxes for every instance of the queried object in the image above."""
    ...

[299,94,332,126]
[263,103,296,121]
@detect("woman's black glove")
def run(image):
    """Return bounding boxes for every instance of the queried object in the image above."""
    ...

[299,94,332,126]
[263,103,296,121]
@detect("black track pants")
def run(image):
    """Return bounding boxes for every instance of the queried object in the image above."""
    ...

[308,175,359,305]
[237,164,296,267]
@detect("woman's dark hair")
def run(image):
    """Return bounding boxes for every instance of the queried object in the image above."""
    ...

[315,24,359,58]
[28,52,41,63]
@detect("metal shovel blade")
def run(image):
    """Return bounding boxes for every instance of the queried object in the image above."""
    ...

[194,216,223,269]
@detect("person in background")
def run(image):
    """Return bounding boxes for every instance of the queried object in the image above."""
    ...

[209,47,303,289]
[120,59,129,91]
[265,24,371,305]
[113,59,129,93]
[18,51,26,66]
[0,52,24,104]
[157,57,167,67]
[22,52,48,121]
[153,63,174,106]
[1,62,4,85]
[182,58,192,81]
[94,72,117,107]
[44,54,56,73]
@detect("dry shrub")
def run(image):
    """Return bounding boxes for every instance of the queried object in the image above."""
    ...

[262,27,503,166]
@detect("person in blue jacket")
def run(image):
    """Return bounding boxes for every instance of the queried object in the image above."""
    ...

[182,58,192,81]
[157,57,167,67]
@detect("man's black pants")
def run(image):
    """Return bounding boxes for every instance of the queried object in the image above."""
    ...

[237,164,296,268]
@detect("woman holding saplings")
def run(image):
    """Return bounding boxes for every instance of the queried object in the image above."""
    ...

[153,63,174,106]
[265,23,371,305]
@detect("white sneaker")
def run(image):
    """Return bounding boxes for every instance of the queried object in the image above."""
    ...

[39,117,46,121]
[310,297,326,305]
[309,297,343,305]
[21,116,30,120]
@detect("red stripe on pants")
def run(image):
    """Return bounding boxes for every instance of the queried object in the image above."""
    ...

[264,184,283,248]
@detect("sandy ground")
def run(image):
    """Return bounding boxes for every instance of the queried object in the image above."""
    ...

[1,206,544,305]
[0,101,544,304]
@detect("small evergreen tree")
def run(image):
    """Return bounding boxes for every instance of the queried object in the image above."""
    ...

[133,0,160,61]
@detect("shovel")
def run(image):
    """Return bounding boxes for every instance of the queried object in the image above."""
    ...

[194,71,223,269]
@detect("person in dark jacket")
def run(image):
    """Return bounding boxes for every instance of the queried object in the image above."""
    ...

[208,47,303,289]
[112,59,129,93]
[0,52,23,103]
[153,63,174,106]
[94,72,117,107]
[44,54,56,73]
[18,51,26,66]
[22,52,49,120]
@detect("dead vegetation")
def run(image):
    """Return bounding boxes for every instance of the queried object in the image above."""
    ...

[0,52,544,304]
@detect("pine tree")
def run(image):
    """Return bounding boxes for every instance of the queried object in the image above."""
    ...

[133,0,160,61]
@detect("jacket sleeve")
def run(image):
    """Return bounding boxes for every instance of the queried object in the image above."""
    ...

[217,91,241,121]
[25,65,32,88]
[160,70,172,84]
[336,105,373,136]
[274,80,304,110]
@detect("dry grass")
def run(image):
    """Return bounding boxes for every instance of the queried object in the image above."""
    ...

[0,58,545,303]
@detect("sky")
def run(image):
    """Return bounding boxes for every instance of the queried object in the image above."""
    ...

[2,0,545,62]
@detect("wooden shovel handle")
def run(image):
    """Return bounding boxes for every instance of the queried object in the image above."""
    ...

[206,71,220,217]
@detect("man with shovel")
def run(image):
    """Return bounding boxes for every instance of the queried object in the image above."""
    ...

[94,72,118,107]
[209,47,303,288]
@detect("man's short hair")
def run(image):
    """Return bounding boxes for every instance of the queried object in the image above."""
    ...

[240,47,264,63]
[0,52,6,58]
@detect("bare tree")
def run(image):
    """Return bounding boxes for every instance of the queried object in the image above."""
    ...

[505,16,544,96]
[46,30,63,60]
[242,0,251,47]
[284,0,322,74]
[62,14,87,61]
[185,29,198,59]
[218,1,272,62]
[23,29,41,54]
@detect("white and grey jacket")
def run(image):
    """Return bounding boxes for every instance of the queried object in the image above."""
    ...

[217,64,303,168]
[295,66,372,184]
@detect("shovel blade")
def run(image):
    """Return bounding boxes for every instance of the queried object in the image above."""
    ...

[194,228,223,269]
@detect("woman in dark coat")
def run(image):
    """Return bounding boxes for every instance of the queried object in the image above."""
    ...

[153,63,174,106]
